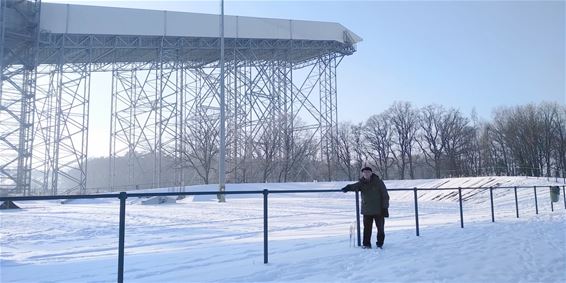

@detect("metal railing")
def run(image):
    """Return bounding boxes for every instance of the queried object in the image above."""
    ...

[393,185,565,236]
[1,185,564,283]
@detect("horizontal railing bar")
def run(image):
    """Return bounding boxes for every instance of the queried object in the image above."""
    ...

[127,190,268,198]
[1,185,562,202]
[264,189,340,193]
[0,193,120,201]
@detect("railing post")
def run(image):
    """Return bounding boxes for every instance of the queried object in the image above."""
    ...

[551,189,554,212]
[355,191,361,246]
[118,192,127,283]
[413,187,419,236]
[534,186,538,214]
[514,186,519,218]
[490,187,495,222]
[563,186,565,210]
[263,189,268,264]
[458,187,464,228]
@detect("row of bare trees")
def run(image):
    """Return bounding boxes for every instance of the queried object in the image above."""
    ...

[335,101,566,181]
[175,110,320,185]
[84,101,565,190]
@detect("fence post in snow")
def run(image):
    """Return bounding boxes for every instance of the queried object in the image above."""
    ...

[490,187,495,222]
[551,188,554,212]
[534,186,538,215]
[355,191,361,246]
[413,187,419,236]
[563,186,566,210]
[514,186,519,218]
[118,192,127,283]
[263,189,269,264]
[458,187,464,228]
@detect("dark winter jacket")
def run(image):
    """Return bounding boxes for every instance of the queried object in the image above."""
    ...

[343,173,389,215]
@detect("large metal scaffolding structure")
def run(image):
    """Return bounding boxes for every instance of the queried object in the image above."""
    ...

[0,1,359,195]
[1,0,40,196]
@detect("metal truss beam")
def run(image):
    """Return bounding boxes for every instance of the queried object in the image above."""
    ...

[32,34,355,67]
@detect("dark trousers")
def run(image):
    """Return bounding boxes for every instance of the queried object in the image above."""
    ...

[363,214,385,247]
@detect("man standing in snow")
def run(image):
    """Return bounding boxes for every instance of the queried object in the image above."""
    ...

[341,166,390,249]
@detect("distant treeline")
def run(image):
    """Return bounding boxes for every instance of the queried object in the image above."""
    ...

[335,101,565,181]
[81,101,565,191]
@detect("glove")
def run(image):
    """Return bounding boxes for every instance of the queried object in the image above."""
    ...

[341,185,349,193]
[383,208,389,218]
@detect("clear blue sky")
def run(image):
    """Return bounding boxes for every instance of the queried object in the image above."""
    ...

[45,0,565,156]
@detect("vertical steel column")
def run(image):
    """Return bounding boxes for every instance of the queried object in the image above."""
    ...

[109,66,116,191]
[218,0,227,202]
[0,0,40,195]
[176,58,184,190]
[155,47,179,190]
[0,0,5,72]
[32,66,57,194]
[319,54,336,181]
[50,45,91,195]
[111,61,158,189]
[155,42,163,189]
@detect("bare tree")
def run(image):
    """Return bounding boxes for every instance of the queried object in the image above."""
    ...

[182,112,219,184]
[441,108,473,177]
[492,105,541,176]
[365,113,394,179]
[464,108,483,176]
[389,102,418,179]
[478,124,497,175]
[482,103,566,178]
[335,122,355,180]
[351,122,368,173]
[255,124,280,183]
[538,102,560,177]
[488,110,513,175]
[555,106,566,178]
[512,105,542,176]
[282,131,319,182]
[276,117,319,182]
[417,105,445,178]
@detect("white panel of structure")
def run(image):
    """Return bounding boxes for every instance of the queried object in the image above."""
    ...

[39,3,362,44]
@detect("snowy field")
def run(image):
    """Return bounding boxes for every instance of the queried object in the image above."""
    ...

[1,176,565,283]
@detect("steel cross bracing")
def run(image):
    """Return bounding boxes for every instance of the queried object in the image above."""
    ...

[1,12,354,194]
[33,60,90,195]
[108,51,343,187]
[320,54,340,181]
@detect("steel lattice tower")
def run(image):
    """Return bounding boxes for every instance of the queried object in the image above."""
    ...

[0,2,359,195]
[0,0,40,196]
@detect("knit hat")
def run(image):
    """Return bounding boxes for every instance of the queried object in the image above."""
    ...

[361,166,372,172]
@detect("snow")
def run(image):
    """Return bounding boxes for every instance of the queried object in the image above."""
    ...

[1,176,565,282]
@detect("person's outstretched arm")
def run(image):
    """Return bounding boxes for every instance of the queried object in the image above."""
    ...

[341,181,361,193]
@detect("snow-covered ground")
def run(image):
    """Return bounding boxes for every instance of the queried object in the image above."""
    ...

[1,176,565,282]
